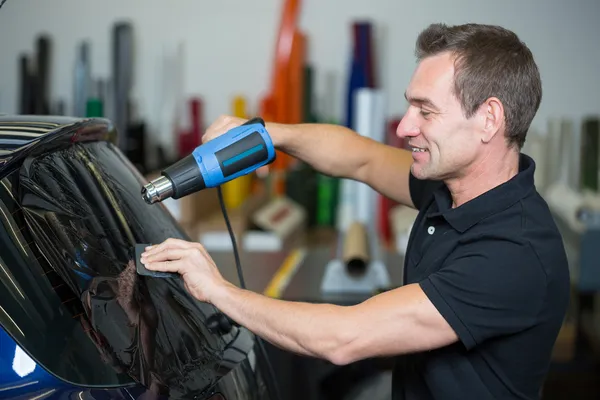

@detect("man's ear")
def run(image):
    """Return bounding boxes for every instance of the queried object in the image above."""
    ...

[480,97,504,144]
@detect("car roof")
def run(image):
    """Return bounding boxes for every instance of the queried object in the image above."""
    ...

[0,114,116,179]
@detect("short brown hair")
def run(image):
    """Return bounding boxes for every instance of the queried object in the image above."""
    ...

[415,23,542,149]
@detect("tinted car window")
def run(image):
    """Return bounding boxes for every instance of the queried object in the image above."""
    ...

[0,140,252,397]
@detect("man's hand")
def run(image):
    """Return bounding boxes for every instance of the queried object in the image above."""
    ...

[140,238,226,303]
[202,115,246,144]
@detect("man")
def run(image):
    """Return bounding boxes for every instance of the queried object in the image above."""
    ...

[141,23,570,399]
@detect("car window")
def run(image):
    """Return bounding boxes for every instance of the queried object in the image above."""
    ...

[0,140,249,396]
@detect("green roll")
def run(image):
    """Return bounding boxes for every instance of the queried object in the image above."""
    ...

[316,173,339,227]
[85,98,103,117]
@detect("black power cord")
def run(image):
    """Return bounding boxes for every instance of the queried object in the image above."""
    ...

[216,185,282,400]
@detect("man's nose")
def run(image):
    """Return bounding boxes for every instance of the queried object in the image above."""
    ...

[396,112,420,139]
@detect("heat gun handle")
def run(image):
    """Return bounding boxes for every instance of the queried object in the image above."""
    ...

[243,117,265,127]
[193,117,277,188]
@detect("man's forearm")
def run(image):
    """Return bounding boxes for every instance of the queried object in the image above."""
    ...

[210,281,353,363]
[265,121,415,207]
[266,122,375,180]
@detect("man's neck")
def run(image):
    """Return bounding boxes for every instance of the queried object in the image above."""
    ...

[446,149,520,208]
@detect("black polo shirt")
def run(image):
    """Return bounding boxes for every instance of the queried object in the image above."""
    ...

[392,153,570,400]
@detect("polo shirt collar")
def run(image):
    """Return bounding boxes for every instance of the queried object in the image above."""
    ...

[427,153,536,233]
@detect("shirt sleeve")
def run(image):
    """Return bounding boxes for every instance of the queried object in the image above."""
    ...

[418,238,547,350]
[408,171,443,210]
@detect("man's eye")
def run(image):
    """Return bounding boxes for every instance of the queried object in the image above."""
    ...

[420,110,431,118]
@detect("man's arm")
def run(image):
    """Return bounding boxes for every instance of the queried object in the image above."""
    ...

[270,122,416,208]
[141,239,458,364]
[210,280,458,365]
[203,116,415,208]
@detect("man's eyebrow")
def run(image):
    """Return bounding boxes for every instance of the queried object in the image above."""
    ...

[404,92,440,111]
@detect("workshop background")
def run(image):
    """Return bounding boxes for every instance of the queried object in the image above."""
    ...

[1,0,600,399]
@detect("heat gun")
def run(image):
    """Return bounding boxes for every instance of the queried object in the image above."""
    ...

[141,117,276,204]
[136,116,282,400]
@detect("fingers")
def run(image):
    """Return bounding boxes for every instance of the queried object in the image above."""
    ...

[203,115,245,142]
[214,115,240,132]
[141,247,197,274]
[141,238,213,274]
[144,259,185,274]
[142,247,192,264]
[143,238,194,257]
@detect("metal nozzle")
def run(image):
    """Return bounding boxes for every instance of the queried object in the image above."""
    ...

[141,175,174,204]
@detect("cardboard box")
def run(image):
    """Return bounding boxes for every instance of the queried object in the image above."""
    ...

[186,190,271,251]
[244,196,307,252]
[185,194,308,253]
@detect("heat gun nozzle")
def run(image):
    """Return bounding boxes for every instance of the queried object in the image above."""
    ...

[142,175,174,204]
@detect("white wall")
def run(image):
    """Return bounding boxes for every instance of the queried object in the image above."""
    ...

[1,0,599,141]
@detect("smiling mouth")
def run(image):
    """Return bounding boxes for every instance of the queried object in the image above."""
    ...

[411,147,428,153]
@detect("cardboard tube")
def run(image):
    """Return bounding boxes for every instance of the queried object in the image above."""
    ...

[343,221,370,276]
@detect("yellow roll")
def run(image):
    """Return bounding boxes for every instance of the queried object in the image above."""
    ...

[223,95,253,209]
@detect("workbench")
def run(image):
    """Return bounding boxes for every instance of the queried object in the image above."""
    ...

[211,243,404,303]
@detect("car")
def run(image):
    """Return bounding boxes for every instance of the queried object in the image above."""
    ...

[0,115,276,399]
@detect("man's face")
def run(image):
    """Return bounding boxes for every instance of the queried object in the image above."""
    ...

[397,52,483,181]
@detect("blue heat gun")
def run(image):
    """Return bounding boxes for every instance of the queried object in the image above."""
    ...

[141,117,276,204]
